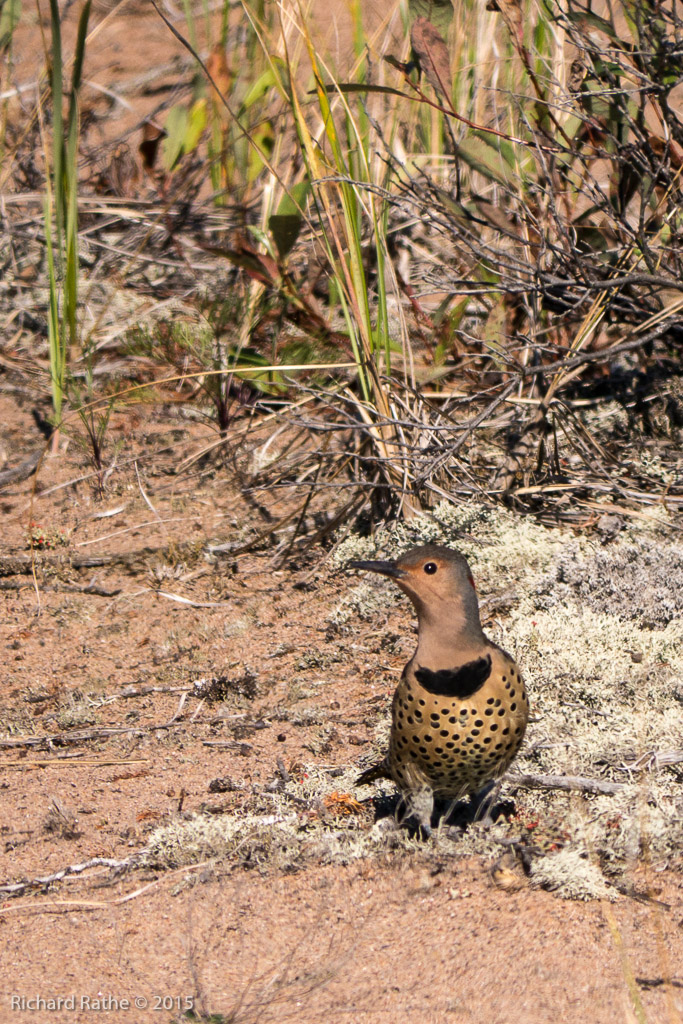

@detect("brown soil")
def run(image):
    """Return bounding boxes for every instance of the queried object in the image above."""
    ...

[2,6,683,1024]
[1,391,682,1024]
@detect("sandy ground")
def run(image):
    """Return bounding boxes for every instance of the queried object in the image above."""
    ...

[1,387,682,1024]
[3,859,683,1024]
[2,4,683,1023]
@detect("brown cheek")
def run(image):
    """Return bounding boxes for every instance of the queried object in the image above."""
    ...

[468,574,476,590]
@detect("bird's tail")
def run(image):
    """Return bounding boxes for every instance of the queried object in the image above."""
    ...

[356,758,391,787]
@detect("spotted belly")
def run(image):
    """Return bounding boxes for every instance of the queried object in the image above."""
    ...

[389,659,528,799]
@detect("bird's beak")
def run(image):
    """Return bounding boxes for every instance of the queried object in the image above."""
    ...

[348,559,406,579]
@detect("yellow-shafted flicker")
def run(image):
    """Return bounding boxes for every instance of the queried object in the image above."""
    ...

[349,544,528,831]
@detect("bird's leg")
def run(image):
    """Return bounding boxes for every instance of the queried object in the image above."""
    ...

[471,779,502,825]
[396,786,435,839]
[441,795,467,827]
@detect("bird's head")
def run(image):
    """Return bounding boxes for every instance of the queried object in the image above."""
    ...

[348,544,484,651]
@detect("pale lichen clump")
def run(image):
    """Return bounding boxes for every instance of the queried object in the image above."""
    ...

[489,601,683,866]
[330,503,683,895]
[330,500,570,626]
[535,537,683,626]
[145,813,299,869]
[328,580,397,627]
[56,699,97,730]
[145,503,681,898]
[144,764,425,872]
[499,604,683,765]
[587,787,682,865]
[530,848,618,901]
[332,500,568,583]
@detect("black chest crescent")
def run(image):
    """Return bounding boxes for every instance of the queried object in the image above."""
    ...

[414,654,492,698]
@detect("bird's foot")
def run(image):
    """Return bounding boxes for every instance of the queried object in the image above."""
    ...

[441,824,465,841]
[398,787,435,840]
[470,781,499,825]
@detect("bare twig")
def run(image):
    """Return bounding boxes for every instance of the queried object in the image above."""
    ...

[0,450,42,490]
[0,758,149,770]
[506,772,625,795]
[0,714,234,749]
[0,856,134,898]
[0,579,121,596]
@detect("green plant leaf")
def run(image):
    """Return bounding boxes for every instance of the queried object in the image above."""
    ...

[270,55,291,100]
[242,67,277,110]
[247,120,275,182]
[160,98,206,170]
[474,129,520,171]
[434,294,470,331]
[482,298,506,357]
[563,6,621,43]
[0,0,21,50]
[320,82,409,99]
[162,105,189,171]
[455,137,510,185]
[269,180,311,259]
[184,98,207,153]
[572,223,610,254]
[477,261,502,286]
[227,347,286,395]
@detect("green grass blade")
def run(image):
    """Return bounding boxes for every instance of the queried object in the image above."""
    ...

[48,0,63,257]
[44,191,62,427]
[64,0,90,352]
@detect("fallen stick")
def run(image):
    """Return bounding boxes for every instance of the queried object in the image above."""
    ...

[0,856,134,898]
[0,717,207,749]
[621,749,683,771]
[0,450,42,490]
[109,684,193,699]
[1,758,149,770]
[0,579,121,596]
[0,861,214,913]
[506,771,624,795]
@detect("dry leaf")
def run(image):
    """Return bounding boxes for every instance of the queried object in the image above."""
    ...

[207,43,233,118]
[139,121,165,173]
[410,16,451,99]
[322,791,364,815]
[96,143,140,197]
[486,0,523,46]
[491,852,528,892]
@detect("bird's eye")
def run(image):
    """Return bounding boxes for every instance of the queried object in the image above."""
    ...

[423,562,438,575]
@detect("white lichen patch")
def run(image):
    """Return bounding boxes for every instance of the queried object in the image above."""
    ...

[328,581,398,627]
[579,399,630,441]
[143,763,427,872]
[142,505,681,899]
[489,602,683,866]
[498,604,683,769]
[530,848,617,901]
[535,537,683,626]
[330,500,571,625]
[145,813,300,869]
[326,504,683,896]
[332,499,568,582]
[56,699,97,730]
